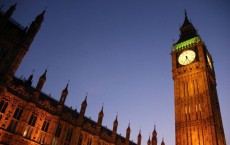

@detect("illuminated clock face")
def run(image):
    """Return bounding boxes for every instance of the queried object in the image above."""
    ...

[207,55,213,69]
[178,50,196,65]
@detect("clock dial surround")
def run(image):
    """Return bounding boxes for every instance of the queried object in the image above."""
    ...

[178,50,196,65]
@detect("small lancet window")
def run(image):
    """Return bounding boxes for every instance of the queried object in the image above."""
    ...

[0,100,8,113]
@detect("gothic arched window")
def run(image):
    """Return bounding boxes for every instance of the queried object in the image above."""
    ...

[77,134,83,145]
[7,106,23,133]
[0,100,8,113]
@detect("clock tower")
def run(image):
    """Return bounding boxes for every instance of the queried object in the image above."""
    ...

[171,12,226,145]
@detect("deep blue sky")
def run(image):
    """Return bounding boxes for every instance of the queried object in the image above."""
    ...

[1,0,229,144]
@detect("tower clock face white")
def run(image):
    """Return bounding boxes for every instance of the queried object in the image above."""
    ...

[178,50,196,65]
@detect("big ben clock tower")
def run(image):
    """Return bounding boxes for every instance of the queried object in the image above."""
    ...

[171,12,226,145]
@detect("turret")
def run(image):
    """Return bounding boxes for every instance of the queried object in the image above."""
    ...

[112,115,118,136]
[4,3,16,18]
[59,83,68,105]
[152,125,157,145]
[137,130,142,145]
[80,96,87,117]
[36,69,47,91]
[24,10,45,47]
[96,105,104,133]
[125,123,131,144]
[97,106,104,126]
[25,73,33,86]
[147,136,151,145]
[161,138,165,145]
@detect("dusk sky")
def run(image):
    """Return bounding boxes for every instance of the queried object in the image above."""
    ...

[1,0,229,144]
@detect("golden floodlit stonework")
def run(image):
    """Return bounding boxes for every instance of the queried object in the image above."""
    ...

[171,12,226,145]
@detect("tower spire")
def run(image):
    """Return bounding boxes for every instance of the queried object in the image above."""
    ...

[4,3,17,18]
[137,130,142,145]
[25,72,33,86]
[161,138,165,145]
[24,10,45,47]
[97,105,104,125]
[152,125,157,145]
[125,122,131,145]
[36,69,47,91]
[80,94,87,117]
[112,114,118,138]
[59,83,69,105]
[147,136,151,145]
[175,10,198,45]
